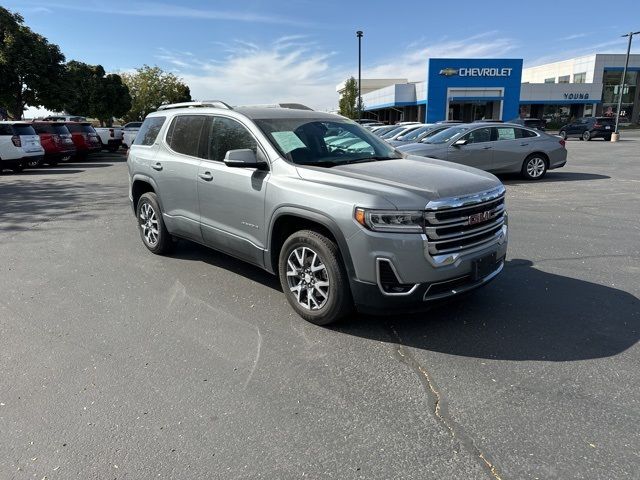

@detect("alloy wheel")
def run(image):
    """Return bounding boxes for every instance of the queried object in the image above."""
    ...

[139,202,159,246]
[526,157,546,178]
[286,246,330,310]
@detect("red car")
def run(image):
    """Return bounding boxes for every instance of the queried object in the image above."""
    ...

[31,121,77,166]
[65,122,101,158]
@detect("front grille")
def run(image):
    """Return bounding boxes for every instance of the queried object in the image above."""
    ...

[424,189,506,256]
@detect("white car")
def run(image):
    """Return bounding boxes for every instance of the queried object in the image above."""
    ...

[0,122,45,172]
[122,122,142,148]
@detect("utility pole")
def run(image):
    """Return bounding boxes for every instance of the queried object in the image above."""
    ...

[356,30,363,121]
[614,30,640,138]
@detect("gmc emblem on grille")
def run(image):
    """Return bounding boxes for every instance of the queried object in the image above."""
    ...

[468,211,491,225]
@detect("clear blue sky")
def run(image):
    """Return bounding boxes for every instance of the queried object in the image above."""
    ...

[7,0,640,111]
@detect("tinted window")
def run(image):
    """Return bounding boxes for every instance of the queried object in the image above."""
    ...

[81,124,95,133]
[463,127,492,144]
[12,125,37,136]
[53,125,70,135]
[166,115,206,156]
[206,116,257,162]
[518,129,538,138]
[33,124,54,134]
[597,117,615,125]
[402,125,431,140]
[134,116,166,146]
[0,125,13,135]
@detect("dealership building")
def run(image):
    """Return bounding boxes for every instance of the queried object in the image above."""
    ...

[349,54,640,126]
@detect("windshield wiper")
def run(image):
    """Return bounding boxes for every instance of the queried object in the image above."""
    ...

[342,156,399,165]
[296,161,338,168]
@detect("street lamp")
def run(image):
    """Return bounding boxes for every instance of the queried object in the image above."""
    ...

[356,30,363,121]
[614,30,640,137]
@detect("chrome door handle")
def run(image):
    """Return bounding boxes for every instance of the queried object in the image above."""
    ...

[198,172,213,181]
[151,162,162,171]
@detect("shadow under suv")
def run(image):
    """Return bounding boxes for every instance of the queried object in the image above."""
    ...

[127,102,508,325]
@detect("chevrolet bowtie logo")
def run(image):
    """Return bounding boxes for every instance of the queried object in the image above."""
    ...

[439,68,459,76]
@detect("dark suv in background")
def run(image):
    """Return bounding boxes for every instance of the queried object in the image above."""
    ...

[509,118,546,131]
[559,117,615,141]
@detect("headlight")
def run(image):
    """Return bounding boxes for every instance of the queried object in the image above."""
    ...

[354,208,423,233]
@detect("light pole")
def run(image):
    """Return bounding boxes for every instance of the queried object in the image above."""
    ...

[356,30,363,121]
[614,30,640,136]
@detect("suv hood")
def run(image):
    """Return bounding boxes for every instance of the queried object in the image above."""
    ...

[295,157,501,209]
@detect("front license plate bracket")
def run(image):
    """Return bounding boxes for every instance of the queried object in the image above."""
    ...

[472,252,497,281]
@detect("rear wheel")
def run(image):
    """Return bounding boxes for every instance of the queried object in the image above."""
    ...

[604,135,612,141]
[278,230,352,325]
[522,154,547,180]
[582,130,591,141]
[136,192,173,254]
[25,157,41,168]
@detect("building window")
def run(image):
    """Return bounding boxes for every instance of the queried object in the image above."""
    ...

[544,77,555,84]
[558,75,570,84]
[573,72,586,84]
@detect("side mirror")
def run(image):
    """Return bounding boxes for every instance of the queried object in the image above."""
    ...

[224,149,259,168]
[453,138,468,146]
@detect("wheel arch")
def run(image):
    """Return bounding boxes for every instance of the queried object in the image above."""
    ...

[266,207,355,280]
[130,174,162,213]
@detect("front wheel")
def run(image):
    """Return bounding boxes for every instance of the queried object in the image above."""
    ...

[582,130,591,141]
[136,192,173,254]
[278,230,352,325]
[522,154,547,180]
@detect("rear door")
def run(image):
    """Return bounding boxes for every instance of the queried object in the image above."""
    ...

[152,114,206,241]
[492,126,536,173]
[446,126,494,171]
[197,115,270,266]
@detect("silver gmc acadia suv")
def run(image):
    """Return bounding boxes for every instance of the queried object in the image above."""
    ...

[127,102,508,325]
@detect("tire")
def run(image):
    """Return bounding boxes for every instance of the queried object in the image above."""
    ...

[604,135,612,141]
[47,160,59,166]
[136,192,173,254]
[582,130,591,141]
[522,154,547,180]
[278,230,352,325]
[12,163,24,173]
[25,157,41,168]
[559,130,567,140]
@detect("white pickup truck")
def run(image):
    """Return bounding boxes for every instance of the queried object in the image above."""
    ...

[121,122,142,148]
[94,126,123,152]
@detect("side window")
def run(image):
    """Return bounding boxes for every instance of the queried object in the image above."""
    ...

[518,129,537,138]
[134,116,166,146]
[166,115,207,157]
[206,116,257,162]
[495,127,517,141]
[463,127,492,144]
[0,125,13,135]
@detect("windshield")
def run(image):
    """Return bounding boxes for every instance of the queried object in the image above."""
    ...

[255,118,401,167]
[401,125,431,141]
[380,126,405,139]
[423,126,470,144]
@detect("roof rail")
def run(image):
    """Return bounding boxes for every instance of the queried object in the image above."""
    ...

[238,103,314,111]
[157,101,233,111]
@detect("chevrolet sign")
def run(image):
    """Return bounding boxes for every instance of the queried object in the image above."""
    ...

[439,67,513,77]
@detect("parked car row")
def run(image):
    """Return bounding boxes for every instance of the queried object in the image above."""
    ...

[0,120,106,173]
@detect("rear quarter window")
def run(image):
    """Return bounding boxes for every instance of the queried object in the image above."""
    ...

[0,125,14,135]
[12,125,37,136]
[134,116,166,146]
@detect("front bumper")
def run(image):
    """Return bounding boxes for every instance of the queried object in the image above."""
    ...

[347,223,508,312]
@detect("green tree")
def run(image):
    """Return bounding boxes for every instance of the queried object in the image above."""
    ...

[60,61,131,125]
[121,65,191,121]
[338,76,361,119]
[0,6,66,118]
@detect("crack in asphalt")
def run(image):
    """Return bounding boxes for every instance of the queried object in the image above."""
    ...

[389,325,504,480]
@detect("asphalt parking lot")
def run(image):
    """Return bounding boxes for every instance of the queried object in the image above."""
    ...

[1,134,639,479]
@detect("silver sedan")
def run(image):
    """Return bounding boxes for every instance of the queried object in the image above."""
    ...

[397,123,567,180]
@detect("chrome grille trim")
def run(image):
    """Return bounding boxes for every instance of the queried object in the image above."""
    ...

[423,186,507,267]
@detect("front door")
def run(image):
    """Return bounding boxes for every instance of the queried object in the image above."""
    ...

[446,126,494,171]
[197,115,270,266]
